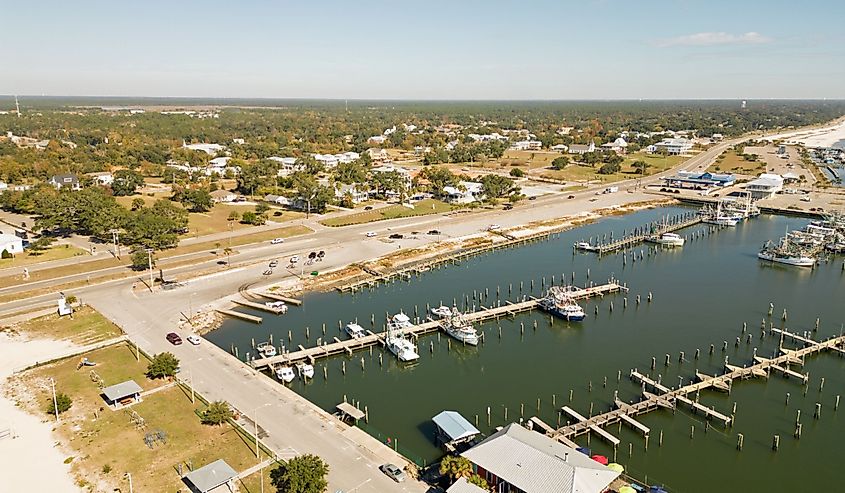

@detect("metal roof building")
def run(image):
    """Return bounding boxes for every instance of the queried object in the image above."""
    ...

[461,423,619,493]
[432,410,480,443]
[101,380,143,409]
[183,459,238,493]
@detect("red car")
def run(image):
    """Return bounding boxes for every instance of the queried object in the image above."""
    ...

[166,332,183,345]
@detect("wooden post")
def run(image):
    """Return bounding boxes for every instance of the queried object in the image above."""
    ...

[772,434,779,451]
[737,433,744,450]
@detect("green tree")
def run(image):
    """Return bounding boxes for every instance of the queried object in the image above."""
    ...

[551,156,570,170]
[111,169,144,196]
[130,198,146,211]
[292,172,334,214]
[419,166,458,196]
[146,352,180,379]
[479,174,515,199]
[27,236,54,256]
[269,454,329,493]
[255,202,270,214]
[180,188,213,212]
[468,474,488,490]
[631,160,650,174]
[334,160,367,184]
[227,211,241,222]
[200,401,233,426]
[439,455,473,481]
[130,249,154,271]
[46,392,72,415]
[598,162,621,175]
[370,170,406,201]
[509,167,525,178]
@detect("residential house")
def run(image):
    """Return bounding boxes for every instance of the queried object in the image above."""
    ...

[367,148,390,162]
[568,141,595,155]
[49,174,81,191]
[461,423,620,493]
[443,181,484,204]
[268,156,302,176]
[371,165,412,189]
[711,133,724,142]
[0,181,7,193]
[0,233,24,255]
[232,138,245,145]
[210,189,237,203]
[313,153,339,169]
[367,135,387,145]
[651,138,693,155]
[335,184,369,205]
[745,173,784,199]
[468,133,507,143]
[183,142,226,155]
[263,194,291,206]
[206,156,234,176]
[601,137,628,154]
[87,171,114,186]
[509,140,543,151]
[550,144,569,153]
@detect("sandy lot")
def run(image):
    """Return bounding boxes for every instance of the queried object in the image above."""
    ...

[764,119,845,148]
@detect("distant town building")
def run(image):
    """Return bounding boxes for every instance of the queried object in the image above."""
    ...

[210,189,237,203]
[601,137,628,154]
[651,138,693,155]
[509,140,543,151]
[746,173,784,199]
[568,141,596,155]
[550,144,569,153]
[367,135,387,145]
[183,142,226,155]
[49,174,81,191]
[335,184,369,204]
[367,148,390,162]
[87,171,114,186]
[0,232,24,255]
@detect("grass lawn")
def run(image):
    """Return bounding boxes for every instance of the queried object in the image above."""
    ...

[320,199,454,227]
[708,150,766,175]
[0,243,88,269]
[538,153,685,183]
[13,343,266,492]
[4,305,123,345]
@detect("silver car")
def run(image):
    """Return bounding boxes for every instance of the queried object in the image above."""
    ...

[379,463,406,482]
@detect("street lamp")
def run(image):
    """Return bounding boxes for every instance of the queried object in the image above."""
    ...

[49,377,59,423]
[109,228,121,259]
[145,248,154,293]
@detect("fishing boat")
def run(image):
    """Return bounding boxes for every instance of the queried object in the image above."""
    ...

[700,202,739,227]
[344,322,366,339]
[386,313,419,362]
[758,240,816,267]
[647,232,685,247]
[438,307,480,346]
[574,241,598,251]
[429,305,453,320]
[539,286,586,321]
[296,362,315,379]
[256,342,277,358]
[275,365,295,383]
[265,301,288,313]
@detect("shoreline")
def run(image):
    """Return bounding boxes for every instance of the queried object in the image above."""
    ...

[763,117,845,148]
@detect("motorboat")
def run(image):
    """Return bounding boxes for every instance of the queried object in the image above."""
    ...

[275,365,295,383]
[539,287,586,321]
[265,301,288,313]
[439,307,480,346]
[429,305,453,320]
[574,241,598,251]
[296,362,315,379]
[256,342,277,358]
[386,334,420,362]
[389,312,413,330]
[647,232,685,247]
[344,322,366,339]
[758,239,816,267]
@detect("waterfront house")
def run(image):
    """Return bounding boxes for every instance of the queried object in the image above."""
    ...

[49,174,81,191]
[210,189,237,203]
[568,141,595,155]
[550,144,569,153]
[0,232,24,255]
[101,380,143,409]
[461,423,620,493]
[745,173,784,199]
[263,194,291,206]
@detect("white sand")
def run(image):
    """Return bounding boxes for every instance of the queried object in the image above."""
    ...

[0,332,82,493]
[763,119,845,148]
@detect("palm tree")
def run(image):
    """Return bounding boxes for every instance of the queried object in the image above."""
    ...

[439,455,473,481]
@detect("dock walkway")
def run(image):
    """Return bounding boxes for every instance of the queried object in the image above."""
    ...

[250,282,627,369]
[548,332,845,443]
[577,214,702,255]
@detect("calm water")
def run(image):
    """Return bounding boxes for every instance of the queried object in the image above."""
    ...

[207,206,845,492]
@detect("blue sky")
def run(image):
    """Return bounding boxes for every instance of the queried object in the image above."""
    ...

[2,0,844,99]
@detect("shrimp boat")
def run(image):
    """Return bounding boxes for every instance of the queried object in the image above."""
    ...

[275,365,295,383]
[758,238,816,267]
[386,313,419,362]
[539,286,586,321]
[437,307,480,346]
[256,342,277,358]
[701,202,739,226]
[296,362,315,379]
[344,322,366,339]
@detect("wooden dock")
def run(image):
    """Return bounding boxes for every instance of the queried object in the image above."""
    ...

[255,292,303,306]
[216,309,262,324]
[577,213,702,255]
[546,332,845,443]
[250,282,628,369]
[232,299,286,314]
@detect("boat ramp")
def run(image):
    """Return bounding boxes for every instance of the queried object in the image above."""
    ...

[249,282,628,369]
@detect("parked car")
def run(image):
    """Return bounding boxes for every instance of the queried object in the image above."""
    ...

[380,464,406,483]
[289,255,300,263]
[269,260,279,267]
[271,238,284,244]
[389,233,404,239]
[166,332,183,345]
[186,335,201,345]
[488,224,502,231]
[365,231,377,237]
[528,196,537,200]
[568,195,575,199]
[364,206,374,210]
[427,230,441,235]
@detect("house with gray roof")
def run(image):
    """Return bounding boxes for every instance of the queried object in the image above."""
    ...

[183,459,238,493]
[461,423,619,493]
[101,380,143,409]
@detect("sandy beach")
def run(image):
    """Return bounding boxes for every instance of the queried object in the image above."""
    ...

[0,332,82,493]
[763,118,845,148]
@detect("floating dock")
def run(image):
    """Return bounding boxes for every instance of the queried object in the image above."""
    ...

[547,332,845,443]
[215,309,262,324]
[250,282,627,368]
[576,213,702,255]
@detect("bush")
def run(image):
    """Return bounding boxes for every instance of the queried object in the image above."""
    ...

[146,352,180,379]
[270,454,329,493]
[509,168,525,178]
[46,392,72,415]
[1,249,11,259]
[201,400,233,426]
[598,162,621,175]
[102,464,112,474]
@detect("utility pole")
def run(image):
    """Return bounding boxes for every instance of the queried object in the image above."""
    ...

[145,248,154,292]
[50,377,59,423]
[124,472,133,493]
[109,229,121,259]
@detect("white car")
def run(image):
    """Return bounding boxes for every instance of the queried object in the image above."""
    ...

[365,231,377,237]
[186,335,201,346]
[488,224,502,231]
[271,238,284,245]
[289,255,300,263]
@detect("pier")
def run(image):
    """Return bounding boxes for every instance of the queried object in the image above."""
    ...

[249,282,627,369]
[254,292,303,306]
[547,332,845,443]
[576,212,702,255]
[215,309,262,324]
[232,299,286,314]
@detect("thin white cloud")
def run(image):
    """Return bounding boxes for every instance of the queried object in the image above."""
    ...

[657,32,773,48]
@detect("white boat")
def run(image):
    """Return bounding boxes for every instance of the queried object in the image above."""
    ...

[256,342,277,358]
[758,250,816,267]
[539,287,586,321]
[439,307,480,346]
[386,312,419,362]
[389,312,413,330]
[701,201,739,226]
[296,362,315,379]
[344,322,366,339]
[429,305,453,320]
[275,365,295,383]
[265,301,288,313]
[648,232,685,247]
[574,241,598,251]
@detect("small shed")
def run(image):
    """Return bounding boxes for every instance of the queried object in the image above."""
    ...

[432,410,480,449]
[101,380,143,409]
[183,459,238,493]
[336,402,366,423]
